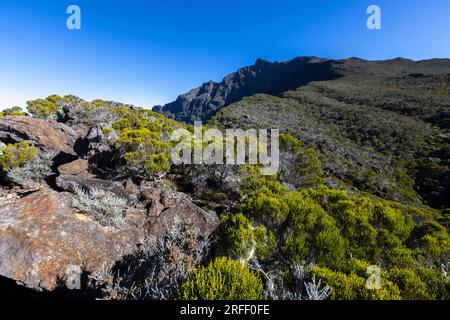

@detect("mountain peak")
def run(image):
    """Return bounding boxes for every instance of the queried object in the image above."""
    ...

[254,58,272,66]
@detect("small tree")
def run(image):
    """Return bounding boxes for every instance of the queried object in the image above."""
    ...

[3,106,26,116]
[27,96,61,119]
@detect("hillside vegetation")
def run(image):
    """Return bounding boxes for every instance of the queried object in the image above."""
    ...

[209,58,450,210]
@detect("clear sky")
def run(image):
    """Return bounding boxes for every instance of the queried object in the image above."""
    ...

[1,0,449,109]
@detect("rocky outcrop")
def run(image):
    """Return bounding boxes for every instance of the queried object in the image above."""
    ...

[0,188,145,291]
[141,188,219,238]
[75,125,118,157]
[0,184,219,292]
[58,159,89,175]
[0,116,76,156]
[74,125,119,169]
[56,174,130,201]
[57,159,90,176]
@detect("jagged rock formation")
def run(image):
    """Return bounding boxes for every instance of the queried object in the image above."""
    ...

[0,116,77,162]
[155,57,337,122]
[156,57,450,125]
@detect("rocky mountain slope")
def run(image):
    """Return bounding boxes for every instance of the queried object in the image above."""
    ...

[156,57,450,209]
[156,57,450,123]
[155,57,338,122]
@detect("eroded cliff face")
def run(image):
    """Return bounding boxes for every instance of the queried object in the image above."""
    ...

[155,57,337,122]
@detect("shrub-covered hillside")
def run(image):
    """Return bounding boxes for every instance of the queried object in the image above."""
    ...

[209,58,450,210]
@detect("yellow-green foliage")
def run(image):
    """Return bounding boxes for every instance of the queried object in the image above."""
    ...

[26,96,61,119]
[219,213,276,260]
[415,267,450,300]
[312,266,402,300]
[177,257,264,300]
[112,108,184,178]
[91,99,110,108]
[0,142,37,171]
[220,168,450,300]
[279,133,324,188]
[219,213,255,258]
[388,268,431,300]
[3,106,26,116]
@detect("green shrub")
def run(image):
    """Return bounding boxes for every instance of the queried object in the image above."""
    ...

[219,213,255,259]
[219,213,276,260]
[407,221,450,260]
[415,267,450,300]
[388,268,431,300]
[225,177,450,299]
[0,142,37,171]
[26,97,60,119]
[279,133,324,188]
[313,266,402,300]
[3,106,26,116]
[115,127,171,178]
[177,257,264,300]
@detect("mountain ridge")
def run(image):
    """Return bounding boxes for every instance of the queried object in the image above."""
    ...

[155,56,450,123]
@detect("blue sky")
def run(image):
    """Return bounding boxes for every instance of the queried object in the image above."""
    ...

[1,0,449,109]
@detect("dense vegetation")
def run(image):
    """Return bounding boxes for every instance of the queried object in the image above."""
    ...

[218,161,449,299]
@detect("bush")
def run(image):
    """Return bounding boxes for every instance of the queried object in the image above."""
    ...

[223,175,450,299]
[0,142,37,171]
[6,154,52,186]
[26,97,60,119]
[415,267,450,300]
[219,213,255,259]
[219,213,276,261]
[279,133,324,188]
[114,113,174,179]
[177,257,264,300]
[100,216,211,300]
[388,268,431,300]
[3,106,26,116]
[312,266,402,300]
[71,186,127,229]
